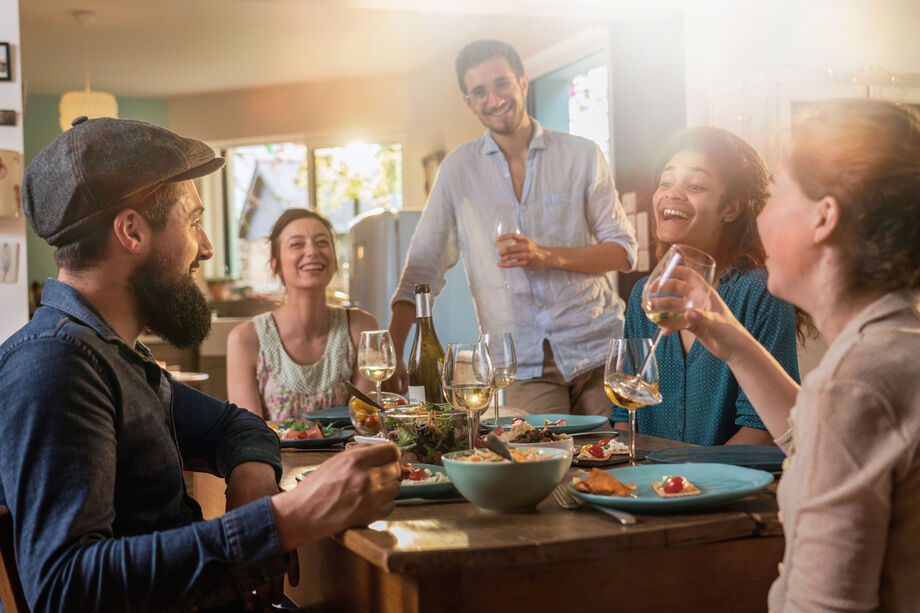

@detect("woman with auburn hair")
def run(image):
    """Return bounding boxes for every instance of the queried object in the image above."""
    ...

[677,99,920,610]
[613,127,804,446]
[226,208,378,421]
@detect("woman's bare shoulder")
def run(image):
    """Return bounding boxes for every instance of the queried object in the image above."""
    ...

[347,307,380,332]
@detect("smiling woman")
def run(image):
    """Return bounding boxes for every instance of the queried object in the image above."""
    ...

[612,127,803,446]
[225,208,381,421]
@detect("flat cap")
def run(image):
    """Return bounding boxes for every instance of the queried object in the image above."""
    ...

[23,116,225,246]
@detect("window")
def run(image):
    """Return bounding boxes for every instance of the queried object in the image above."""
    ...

[221,140,402,299]
[530,50,610,162]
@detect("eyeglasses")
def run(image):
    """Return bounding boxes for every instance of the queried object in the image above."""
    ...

[465,77,517,105]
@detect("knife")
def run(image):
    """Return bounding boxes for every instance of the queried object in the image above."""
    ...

[344,380,390,439]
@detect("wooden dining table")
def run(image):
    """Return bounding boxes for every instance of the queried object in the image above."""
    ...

[244,431,785,613]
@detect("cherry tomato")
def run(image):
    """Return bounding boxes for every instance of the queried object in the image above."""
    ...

[587,444,605,459]
[663,476,685,494]
[597,439,610,446]
[407,469,427,481]
[511,418,526,425]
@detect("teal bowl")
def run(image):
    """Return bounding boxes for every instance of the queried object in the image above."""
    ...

[441,447,570,512]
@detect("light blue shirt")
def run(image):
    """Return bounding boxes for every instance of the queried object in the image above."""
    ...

[393,120,638,381]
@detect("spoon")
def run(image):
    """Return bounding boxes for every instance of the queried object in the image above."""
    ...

[484,432,517,462]
[344,380,390,439]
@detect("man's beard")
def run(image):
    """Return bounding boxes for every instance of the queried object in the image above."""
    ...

[129,253,211,349]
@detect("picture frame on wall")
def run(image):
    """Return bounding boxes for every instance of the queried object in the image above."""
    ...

[0,43,10,81]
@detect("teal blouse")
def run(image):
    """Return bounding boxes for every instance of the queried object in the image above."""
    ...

[611,268,800,446]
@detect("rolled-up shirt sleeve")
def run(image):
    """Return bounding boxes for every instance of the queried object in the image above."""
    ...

[585,144,638,270]
[392,161,461,305]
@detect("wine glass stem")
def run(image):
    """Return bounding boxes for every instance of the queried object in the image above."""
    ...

[637,328,663,379]
[628,408,638,464]
[493,393,500,428]
[375,381,382,406]
[467,411,481,451]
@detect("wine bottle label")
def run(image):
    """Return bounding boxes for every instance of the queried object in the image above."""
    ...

[407,385,426,404]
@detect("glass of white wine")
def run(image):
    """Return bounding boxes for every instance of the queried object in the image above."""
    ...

[358,330,397,406]
[605,338,662,464]
[493,207,521,251]
[639,244,716,373]
[479,331,516,429]
[442,342,495,450]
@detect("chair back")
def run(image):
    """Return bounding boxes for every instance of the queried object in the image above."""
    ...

[0,506,29,613]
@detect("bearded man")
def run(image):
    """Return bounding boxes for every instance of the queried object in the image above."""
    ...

[0,117,400,612]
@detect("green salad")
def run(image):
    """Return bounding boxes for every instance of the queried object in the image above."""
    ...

[382,403,467,464]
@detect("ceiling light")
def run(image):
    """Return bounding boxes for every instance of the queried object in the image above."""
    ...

[59,10,118,131]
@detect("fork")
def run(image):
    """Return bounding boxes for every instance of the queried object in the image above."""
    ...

[552,483,637,525]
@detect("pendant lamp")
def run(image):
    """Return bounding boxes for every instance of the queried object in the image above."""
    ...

[59,10,118,131]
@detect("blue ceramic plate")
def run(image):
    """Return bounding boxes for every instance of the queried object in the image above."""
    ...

[397,463,454,499]
[302,406,351,427]
[279,428,354,449]
[570,463,774,512]
[647,445,786,472]
[481,414,608,435]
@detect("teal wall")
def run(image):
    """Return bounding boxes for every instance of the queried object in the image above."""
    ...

[23,95,168,284]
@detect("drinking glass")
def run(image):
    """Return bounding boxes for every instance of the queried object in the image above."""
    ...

[442,342,494,450]
[357,330,397,405]
[493,207,521,251]
[479,332,517,428]
[639,244,716,371]
[605,338,662,464]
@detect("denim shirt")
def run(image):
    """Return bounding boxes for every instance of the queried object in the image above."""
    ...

[393,120,638,381]
[0,279,287,612]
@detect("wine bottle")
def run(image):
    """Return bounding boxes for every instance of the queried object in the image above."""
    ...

[407,283,445,404]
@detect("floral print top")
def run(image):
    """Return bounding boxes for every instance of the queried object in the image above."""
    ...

[254,307,354,421]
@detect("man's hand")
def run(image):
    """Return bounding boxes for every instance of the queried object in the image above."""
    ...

[496,234,556,270]
[271,443,401,552]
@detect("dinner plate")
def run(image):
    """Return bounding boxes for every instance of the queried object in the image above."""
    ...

[302,406,351,427]
[569,463,774,512]
[572,454,630,468]
[396,463,454,499]
[646,445,786,472]
[279,429,354,449]
[481,414,608,434]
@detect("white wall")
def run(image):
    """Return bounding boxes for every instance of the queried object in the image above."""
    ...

[684,0,920,126]
[0,0,27,343]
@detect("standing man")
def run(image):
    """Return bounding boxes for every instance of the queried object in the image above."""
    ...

[0,117,400,612]
[388,40,637,415]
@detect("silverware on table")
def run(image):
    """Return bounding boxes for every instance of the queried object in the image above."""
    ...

[343,380,390,439]
[484,432,516,462]
[568,430,620,438]
[551,482,637,525]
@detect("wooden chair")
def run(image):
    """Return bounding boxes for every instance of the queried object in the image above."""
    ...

[0,506,29,613]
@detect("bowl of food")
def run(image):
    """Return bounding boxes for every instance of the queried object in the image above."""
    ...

[348,392,409,435]
[441,447,570,512]
[381,403,469,464]
[499,420,575,457]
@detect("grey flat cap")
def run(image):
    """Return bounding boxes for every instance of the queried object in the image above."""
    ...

[23,116,225,246]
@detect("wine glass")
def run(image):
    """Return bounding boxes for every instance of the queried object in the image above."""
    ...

[442,342,494,450]
[639,244,716,372]
[493,206,521,251]
[357,330,397,405]
[478,331,517,429]
[605,338,662,464]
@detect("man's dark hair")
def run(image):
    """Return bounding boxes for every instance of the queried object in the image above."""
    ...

[53,182,183,271]
[455,40,525,95]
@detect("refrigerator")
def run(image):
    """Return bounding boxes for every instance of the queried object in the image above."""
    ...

[348,208,479,363]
